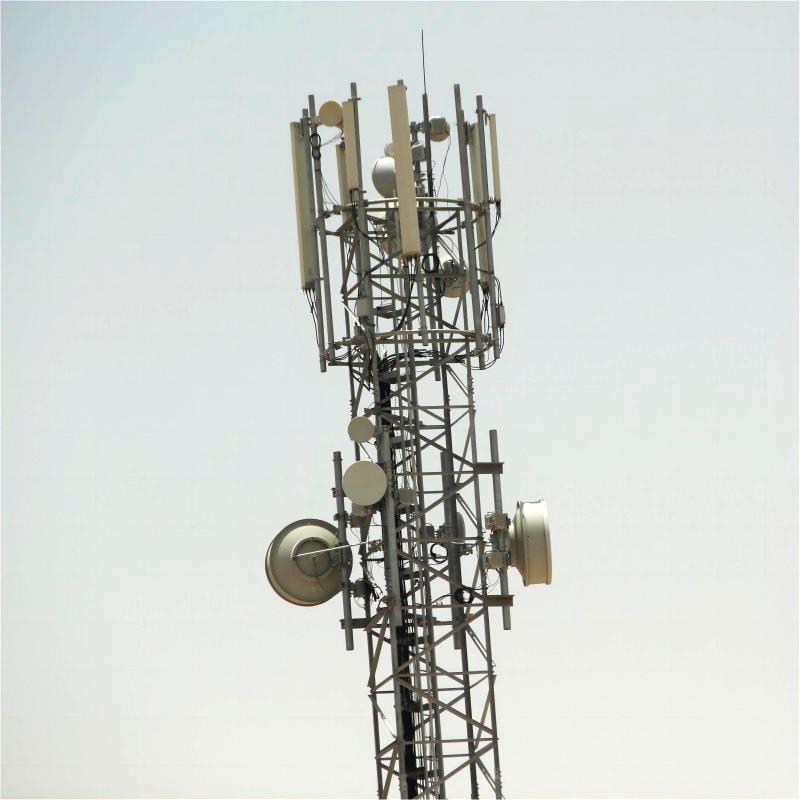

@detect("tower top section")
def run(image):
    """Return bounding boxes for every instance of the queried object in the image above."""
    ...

[289,80,505,374]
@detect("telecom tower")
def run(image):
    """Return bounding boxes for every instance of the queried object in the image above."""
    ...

[265,78,552,800]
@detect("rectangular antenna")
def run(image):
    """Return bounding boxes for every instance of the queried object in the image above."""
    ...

[469,123,488,274]
[387,82,421,257]
[489,114,501,202]
[335,142,352,227]
[341,100,361,191]
[290,121,319,290]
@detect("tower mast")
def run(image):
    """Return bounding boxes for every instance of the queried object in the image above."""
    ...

[266,78,553,799]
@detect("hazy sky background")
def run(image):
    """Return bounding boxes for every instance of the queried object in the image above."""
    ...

[2,2,797,798]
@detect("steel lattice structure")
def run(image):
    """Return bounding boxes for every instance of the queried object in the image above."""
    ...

[266,78,552,800]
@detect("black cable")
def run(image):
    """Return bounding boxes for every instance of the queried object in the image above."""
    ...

[419,252,441,274]
[304,289,321,352]
[352,217,385,248]
[453,586,475,605]
[321,174,338,208]
[474,208,502,251]
[392,260,419,332]
[320,131,342,148]
[435,137,451,197]
[429,543,448,564]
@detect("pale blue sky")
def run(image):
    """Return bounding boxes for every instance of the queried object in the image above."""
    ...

[2,2,797,798]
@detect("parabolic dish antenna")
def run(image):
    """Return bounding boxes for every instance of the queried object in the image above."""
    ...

[318,100,343,128]
[265,519,350,606]
[508,500,552,585]
[342,460,388,505]
[372,156,396,198]
[348,415,376,443]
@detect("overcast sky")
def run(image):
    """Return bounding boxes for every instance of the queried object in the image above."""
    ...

[2,2,797,798]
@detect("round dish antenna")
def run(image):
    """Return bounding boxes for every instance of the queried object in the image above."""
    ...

[265,519,351,605]
[372,156,397,198]
[348,415,376,443]
[508,500,552,585]
[343,461,388,505]
[318,100,343,128]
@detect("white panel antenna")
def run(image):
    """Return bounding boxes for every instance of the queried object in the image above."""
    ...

[489,113,501,202]
[289,121,319,291]
[335,142,351,227]
[341,99,361,191]
[469,122,488,275]
[387,82,421,257]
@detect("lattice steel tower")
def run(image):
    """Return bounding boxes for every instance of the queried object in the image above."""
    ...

[265,77,552,799]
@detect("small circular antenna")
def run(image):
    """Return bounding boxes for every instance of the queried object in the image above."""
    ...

[343,461,388,506]
[348,416,375,443]
[508,501,552,586]
[372,156,396,198]
[318,100,343,128]
[265,519,351,606]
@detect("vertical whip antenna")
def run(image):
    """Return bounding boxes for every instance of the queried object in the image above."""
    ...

[421,29,427,95]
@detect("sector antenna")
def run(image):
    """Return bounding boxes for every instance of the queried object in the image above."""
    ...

[267,77,553,799]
